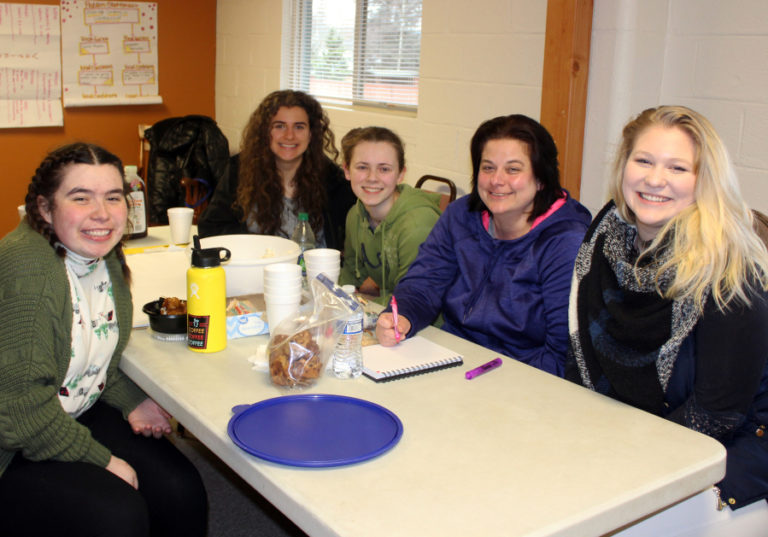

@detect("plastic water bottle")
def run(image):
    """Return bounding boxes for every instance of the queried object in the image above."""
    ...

[290,212,315,278]
[333,289,363,379]
[124,165,147,239]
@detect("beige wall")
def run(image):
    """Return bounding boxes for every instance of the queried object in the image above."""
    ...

[582,0,768,215]
[217,1,768,214]
[0,0,217,237]
[215,0,547,197]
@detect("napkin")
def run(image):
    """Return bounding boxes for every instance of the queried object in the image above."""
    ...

[248,345,269,371]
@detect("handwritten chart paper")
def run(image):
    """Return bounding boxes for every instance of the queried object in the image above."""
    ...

[61,0,161,107]
[0,3,63,128]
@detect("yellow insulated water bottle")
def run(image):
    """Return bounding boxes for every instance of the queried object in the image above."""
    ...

[187,235,231,353]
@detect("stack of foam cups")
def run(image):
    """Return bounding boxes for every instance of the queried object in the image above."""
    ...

[303,248,341,284]
[263,263,303,333]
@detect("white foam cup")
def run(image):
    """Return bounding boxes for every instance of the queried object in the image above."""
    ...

[304,248,341,263]
[264,274,301,283]
[264,262,302,281]
[304,248,340,274]
[307,268,340,284]
[304,262,339,271]
[266,302,301,332]
[263,290,303,304]
[167,207,195,245]
[264,287,302,299]
[263,282,302,295]
[264,284,301,331]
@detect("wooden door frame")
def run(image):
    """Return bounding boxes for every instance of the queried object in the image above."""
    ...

[540,0,594,200]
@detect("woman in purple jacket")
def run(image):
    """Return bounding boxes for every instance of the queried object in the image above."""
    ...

[376,114,591,376]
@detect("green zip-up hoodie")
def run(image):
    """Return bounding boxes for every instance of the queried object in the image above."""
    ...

[340,184,441,306]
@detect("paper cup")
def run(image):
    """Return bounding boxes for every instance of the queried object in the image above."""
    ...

[305,249,340,284]
[304,261,339,271]
[264,279,302,290]
[263,282,302,295]
[264,291,303,304]
[167,207,194,245]
[304,248,340,265]
[266,301,301,332]
[264,277,301,286]
[307,268,340,283]
[264,263,302,281]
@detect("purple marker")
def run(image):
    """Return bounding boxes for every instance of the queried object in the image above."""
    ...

[465,357,503,380]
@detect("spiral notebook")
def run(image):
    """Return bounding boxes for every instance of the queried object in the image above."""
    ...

[362,336,464,382]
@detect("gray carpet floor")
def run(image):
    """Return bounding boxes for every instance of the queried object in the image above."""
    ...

[170,432,309,537]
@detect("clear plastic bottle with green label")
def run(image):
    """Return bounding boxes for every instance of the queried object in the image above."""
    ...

[290,212,315,278]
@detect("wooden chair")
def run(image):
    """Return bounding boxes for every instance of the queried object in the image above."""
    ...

[753,209,768,248]
[181,177,211,224]
[415,175,457,211]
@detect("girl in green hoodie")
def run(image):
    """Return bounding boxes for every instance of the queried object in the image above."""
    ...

[339,127,442,305]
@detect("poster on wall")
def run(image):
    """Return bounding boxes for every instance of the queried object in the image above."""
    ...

[61,0,161,107]
[0,3,63,128]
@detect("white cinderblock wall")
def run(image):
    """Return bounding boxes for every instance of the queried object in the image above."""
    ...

[581,0,768,215]
[215,0,547,197]
[216,0,768,213]
[215,0,284,149]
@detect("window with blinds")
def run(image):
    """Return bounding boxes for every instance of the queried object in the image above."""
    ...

[286,0,422,110]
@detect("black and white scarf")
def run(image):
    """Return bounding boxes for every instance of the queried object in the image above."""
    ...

[568,202,704,415]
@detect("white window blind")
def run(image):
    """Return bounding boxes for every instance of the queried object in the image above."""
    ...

[286,0,422,110]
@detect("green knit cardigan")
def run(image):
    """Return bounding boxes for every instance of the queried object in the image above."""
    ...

[0,222,147,477]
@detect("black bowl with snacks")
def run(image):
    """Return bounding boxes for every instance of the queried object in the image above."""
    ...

[142,298,187,334]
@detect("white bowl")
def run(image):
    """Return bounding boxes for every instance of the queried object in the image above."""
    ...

[199,235,300,296]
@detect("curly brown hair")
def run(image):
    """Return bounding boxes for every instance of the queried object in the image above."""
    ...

[235,90,339,236]
[24,142,131,281]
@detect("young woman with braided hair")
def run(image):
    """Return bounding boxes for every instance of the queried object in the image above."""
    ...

[0,143,207,537]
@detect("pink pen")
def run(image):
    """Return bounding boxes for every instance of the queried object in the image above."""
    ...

[465,358,503,380]
[390,295,401,342]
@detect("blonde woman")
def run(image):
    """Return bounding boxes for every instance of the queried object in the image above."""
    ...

[567,105,768,535]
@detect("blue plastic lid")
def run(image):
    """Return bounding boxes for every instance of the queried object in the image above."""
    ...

[228,394,403,467]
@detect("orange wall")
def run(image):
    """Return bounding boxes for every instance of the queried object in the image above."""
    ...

[0,0,217,236]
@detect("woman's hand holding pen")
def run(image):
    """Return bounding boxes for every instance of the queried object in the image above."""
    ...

[376,312,411,347]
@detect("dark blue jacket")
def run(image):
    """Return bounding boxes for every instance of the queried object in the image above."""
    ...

[664,290,768,509]
[393,193,591,376]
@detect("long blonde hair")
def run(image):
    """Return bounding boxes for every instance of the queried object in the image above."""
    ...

[609,105,768,311]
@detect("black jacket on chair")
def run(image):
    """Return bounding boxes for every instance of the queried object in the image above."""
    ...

[145,115,231,224]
